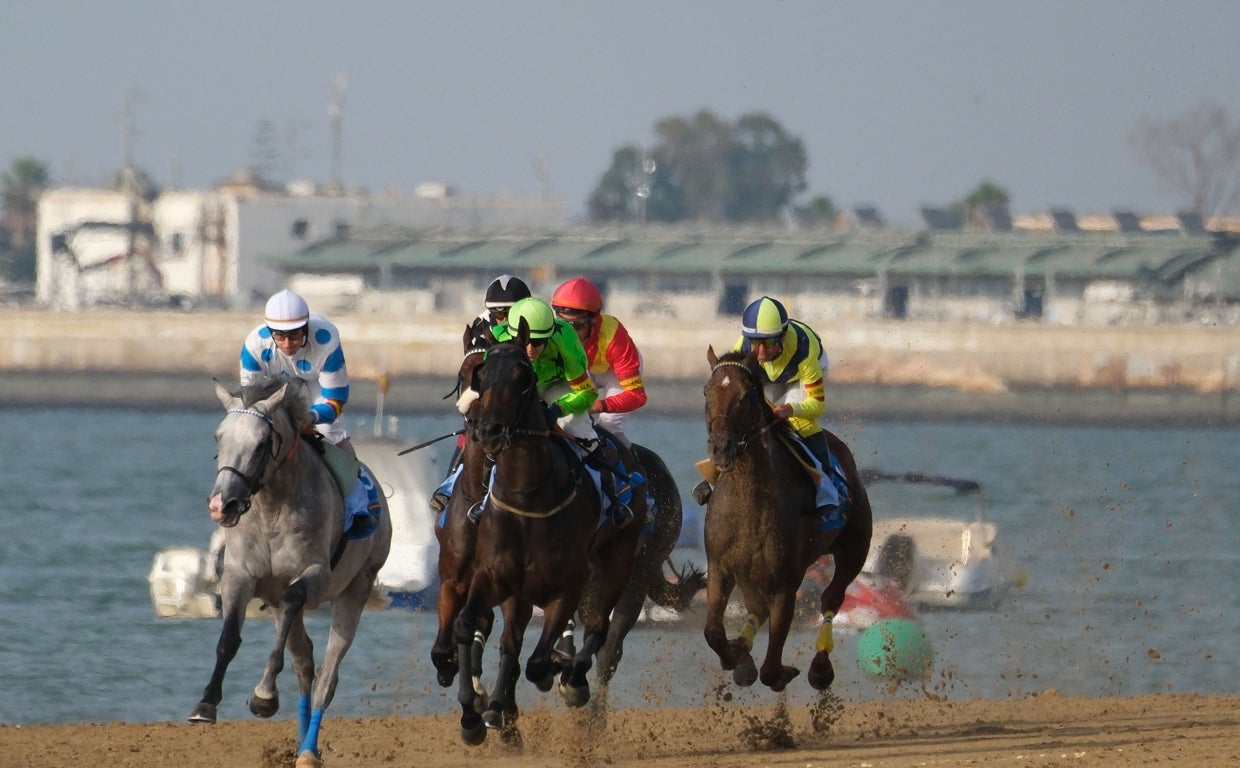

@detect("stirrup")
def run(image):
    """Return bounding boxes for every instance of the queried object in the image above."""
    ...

[609,502,634,530]
[466,502,483,524]
[429,489,450,514]
[692,480,713,506]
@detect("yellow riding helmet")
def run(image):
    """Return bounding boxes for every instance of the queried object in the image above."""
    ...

[506,297,557,339]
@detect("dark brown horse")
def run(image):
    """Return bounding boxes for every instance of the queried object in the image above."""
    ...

[701,347,872,692]
[430,324,494,697]
[590,440,705,684]
[451,330,644,744]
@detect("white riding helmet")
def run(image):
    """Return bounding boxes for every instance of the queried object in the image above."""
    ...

[264,290,310,331]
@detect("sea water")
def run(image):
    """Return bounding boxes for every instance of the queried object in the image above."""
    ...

[0,406,1236,725]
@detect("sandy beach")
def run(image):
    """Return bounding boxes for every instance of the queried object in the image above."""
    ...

[5,692,1237,767]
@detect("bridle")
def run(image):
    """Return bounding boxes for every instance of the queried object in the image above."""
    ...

[705,358,779,463]
[470,342,579,517]
[469,345,554,453]
[215,406,299,516]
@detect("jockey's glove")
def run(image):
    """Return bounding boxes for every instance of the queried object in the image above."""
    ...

[544,402,563,424]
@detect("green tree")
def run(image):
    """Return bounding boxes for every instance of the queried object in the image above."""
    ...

[1,156,50,282]
[960,180,1010,228]
[1129,101,1240,218]
[588,109,808,225]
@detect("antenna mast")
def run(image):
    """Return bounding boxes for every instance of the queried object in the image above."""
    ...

[328,72,347,194]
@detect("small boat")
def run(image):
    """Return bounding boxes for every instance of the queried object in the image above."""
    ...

[851,470,1018,610]
[148,430,441,619]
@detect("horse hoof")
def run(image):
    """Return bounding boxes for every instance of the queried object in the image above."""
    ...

[481,707,503,730]
[461,713,487,745]
[248,693,279,718]
[765,665,800,693]
[187,702,217,724]
[732,655,759,687]
[294,750,323,768]
[436,670,458,688]
[561,682,591,708]
[808,655,836,690]
[533,672,555,693]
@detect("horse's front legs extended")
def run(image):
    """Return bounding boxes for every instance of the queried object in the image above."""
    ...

[188,574,254,723]
[758,591,800,692]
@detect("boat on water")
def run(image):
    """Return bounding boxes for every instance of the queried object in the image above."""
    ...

[633,469,1019,627]
[845,469,1018,611]
[148,431,441,619]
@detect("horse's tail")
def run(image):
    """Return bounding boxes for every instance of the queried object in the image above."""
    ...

[645,558,706,611]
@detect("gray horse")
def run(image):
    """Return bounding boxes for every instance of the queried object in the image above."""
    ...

[189,378,392,768]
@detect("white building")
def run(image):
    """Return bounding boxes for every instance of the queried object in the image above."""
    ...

[35,180,563,310]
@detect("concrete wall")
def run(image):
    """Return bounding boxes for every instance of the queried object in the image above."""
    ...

[2,307,1237,394]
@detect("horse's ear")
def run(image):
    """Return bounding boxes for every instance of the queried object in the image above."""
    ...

[256,382,289,414]
[516,317,531,347]
[462,323,474,352]
[707,345,718,367]
[214,379,234,409]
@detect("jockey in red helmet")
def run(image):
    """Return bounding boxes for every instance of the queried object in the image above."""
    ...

[550,277,648,448]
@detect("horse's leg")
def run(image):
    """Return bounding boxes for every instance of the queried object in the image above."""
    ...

[284,612,316,745]
[727,584,769,687]
[809,528,869,690]
[484,598,531,743]
[454,586,499,745]
[188,573,254,723]
[432,575,465,687]
[294,567,375,767]
[758,590,801,692]
[703,568,746,675]
[249,581,307,718]
[595,585,646,685]
[569,538,638,694]
[530,595,582,699]
[468,609,495,713]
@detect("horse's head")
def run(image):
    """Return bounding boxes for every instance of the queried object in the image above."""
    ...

[450,322,492,420]
[470,329,542,455]
[208,377,305,527]
[703,346,772,471]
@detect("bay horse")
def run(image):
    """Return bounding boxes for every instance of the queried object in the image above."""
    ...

[430,323,495,696]
[701,347,872,692]
[451,329,643,745]
[191,377,392,768]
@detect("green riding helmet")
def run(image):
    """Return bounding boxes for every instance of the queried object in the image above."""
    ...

[506,297,557,339]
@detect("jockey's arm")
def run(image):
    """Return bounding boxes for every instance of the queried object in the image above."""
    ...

[593,319,647,414]
[312,341,350,425]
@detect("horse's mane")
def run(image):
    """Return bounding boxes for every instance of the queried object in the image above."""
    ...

[233,375,314,430]
[711,348,798,441]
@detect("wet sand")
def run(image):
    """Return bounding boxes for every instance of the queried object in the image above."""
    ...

[6,692,1237,767]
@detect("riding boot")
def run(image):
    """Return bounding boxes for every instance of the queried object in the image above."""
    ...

[584,442,634,530]
[429,440,466,513]
[466,456,495,525]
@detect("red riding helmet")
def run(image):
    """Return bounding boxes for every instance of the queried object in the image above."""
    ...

[552,277,603,314]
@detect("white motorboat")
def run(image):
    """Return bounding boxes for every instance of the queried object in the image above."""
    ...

[853,470,1019,610]
[148,430,441,619]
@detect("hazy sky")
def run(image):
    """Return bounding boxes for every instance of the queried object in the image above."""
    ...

[4,1,1237,225]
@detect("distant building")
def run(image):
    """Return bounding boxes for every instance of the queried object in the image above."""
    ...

[35,177,563,310]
